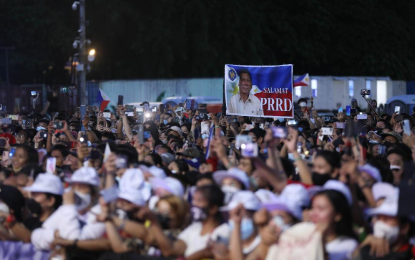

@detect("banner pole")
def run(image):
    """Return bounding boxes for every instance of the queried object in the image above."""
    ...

[222,79,226,116]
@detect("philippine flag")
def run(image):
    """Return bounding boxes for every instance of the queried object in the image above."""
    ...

[293,73,310,87]
[97,89,110,112]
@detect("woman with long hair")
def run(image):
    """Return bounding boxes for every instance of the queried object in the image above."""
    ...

[30,167,104,251]
[311,188,358,259]
[149,184,228,260]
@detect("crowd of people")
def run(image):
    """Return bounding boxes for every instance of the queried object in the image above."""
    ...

[0,96,414,260]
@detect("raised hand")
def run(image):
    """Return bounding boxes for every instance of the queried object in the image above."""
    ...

[282,128,298,153]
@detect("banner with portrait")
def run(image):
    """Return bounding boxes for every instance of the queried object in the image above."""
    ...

[224,64,293,118]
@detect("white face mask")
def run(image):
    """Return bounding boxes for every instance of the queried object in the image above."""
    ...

[221,185,240,204]
[148,196,160,211]
[272,215,291,232]
[373,220,399,244]
[74,190,92,212]
[0,202,9,213]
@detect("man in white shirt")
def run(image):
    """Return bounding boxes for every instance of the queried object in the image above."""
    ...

[228,70,263,116]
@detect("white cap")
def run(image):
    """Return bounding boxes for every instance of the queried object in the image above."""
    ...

[368,197,398,217]
[372,182,399,202]
[323,180,352,206]
[24,173,64,195]
[368,131,381,138]
[255,189,278,203]
[281,184,310,208]
[262,197,303,220]
[221,191,261,211]
[306,186,323,199]
[120,169,145,189]
[150,177,184,197]
[213,168,250,189]
[119,168,150,201]
[148,166,167,179]
[118,188,146,206]
[65,167,100,186]
[161,153,175,165]
[169,126,183,136]
[359,164,382,183]
[175,107,185,113]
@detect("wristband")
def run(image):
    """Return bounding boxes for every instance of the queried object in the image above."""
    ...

[215,125,221,129]
[6,214,16,227]
[294,157,302,162]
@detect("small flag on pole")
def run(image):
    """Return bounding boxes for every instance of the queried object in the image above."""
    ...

[293,73,310,87]
[103,142,111,163]
[205,126,215,159]
[97,89,111,112]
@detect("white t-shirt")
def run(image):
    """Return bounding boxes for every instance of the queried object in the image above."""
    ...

[326,236,358,260]
[243,235,261,255]
[228,92,263,116]
[178,222,230,257]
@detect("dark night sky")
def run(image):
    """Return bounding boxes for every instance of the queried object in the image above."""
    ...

[1,0,415,86]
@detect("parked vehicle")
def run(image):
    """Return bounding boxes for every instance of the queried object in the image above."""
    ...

[162,96,223,114]
[126,102,162,111]
[162,96,222,107]
[385,95,415,115]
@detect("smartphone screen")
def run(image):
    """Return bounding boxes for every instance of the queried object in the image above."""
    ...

[357,114,368,120]
[46,157,57,174]
[241,143,258,157]
[144,131,151,139]
[138,124,144,144]
[287,120,297,126]
[103,112,111,118]
[80,134,88,144]
[346,106,351,117]
[403,119,411,136]
[271,126,288,139]
[395,106,400,114]
[9,148,16,158]
[322,127,334,136]
[118,95,124,106]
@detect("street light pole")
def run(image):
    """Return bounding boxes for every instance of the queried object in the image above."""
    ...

[79,0,87,106]
[1,47,14,113]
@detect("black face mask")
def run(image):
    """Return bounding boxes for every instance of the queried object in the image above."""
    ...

[126,209,139,220]
[311,172,331,186]
[27,198,42,216]
[376,128,383,134]
[156,213,171,230]
[383,141,392,148]
[116,208,143,222]
[61,164,72,173]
